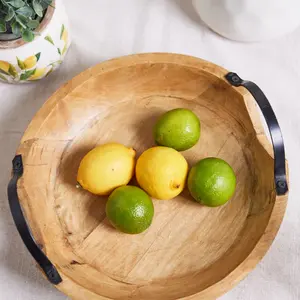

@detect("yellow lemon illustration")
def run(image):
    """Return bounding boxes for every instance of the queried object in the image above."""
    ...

[24,53,40,69]
[62,29,68,44]
[29,68,46,80]
[77,143,136,195]
[0,61,17,78]
[17,57,25,70]
[62,43,68,55]
[136,146,189,200]
[61,24,68,43]
[24,56,37,69]
[0,61,10,73]
[9,65,18,77]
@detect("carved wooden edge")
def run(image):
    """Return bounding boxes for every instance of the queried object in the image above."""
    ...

[0,1,56,50]
[16,53,289,299]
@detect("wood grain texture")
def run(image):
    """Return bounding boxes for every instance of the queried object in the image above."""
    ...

[16,53,288,300]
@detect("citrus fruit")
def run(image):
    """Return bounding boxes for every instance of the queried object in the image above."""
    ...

[106,185,154,234]
[136,146,188,200]
[24,53,40,69]
[77,143,136,195]
[154,108,201,151]
[0,61,17,77]
[28,68,46,80]
[187,157,236,207]
[0,61,10,73]
[61,25,68,43]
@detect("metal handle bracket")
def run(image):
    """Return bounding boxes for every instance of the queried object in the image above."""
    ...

[225,72,288,196]
[7,155,62,285]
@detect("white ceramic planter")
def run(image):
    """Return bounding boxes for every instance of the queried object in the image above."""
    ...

[0,0,71,83]
[193,0,300,42]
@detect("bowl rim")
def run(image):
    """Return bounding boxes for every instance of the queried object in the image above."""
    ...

[16,53,289,300]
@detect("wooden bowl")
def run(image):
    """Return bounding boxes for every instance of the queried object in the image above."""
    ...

[12,53,288,299]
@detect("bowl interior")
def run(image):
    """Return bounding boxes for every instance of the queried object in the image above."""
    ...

[19,57,276,299]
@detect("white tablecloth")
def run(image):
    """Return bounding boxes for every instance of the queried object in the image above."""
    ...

[0,1,299,299]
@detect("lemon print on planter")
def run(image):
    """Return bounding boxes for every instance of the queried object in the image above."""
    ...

[60,25,69,55]
[77,143,136,196]
[0,61,17,78]
[29,68,47,81]
[0,61,10,73]
[17,53,41,70]
[24,53,41,69]
[136,146,188,200]
[61,24,68,44]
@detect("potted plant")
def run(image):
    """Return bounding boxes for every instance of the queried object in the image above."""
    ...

[0,0,71,83]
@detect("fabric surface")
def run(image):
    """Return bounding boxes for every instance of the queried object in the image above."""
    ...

[0,1,299,299]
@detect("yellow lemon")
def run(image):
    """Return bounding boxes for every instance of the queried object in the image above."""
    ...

[24,53,40,69]
[136,146,188,200]
[24,56,37,69]
[0,61,17,77]
[62,29,68,44]
[77,143,136,195]
[28,68,46,80]
[62,43,68,55]
[60,24,68,44]
[0,61,10,73]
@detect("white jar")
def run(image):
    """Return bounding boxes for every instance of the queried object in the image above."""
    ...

[193,0,300,42]
[0,0,71,83]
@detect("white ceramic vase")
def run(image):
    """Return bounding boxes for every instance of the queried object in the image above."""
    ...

[193,0,300,42]
[0,0,71,83]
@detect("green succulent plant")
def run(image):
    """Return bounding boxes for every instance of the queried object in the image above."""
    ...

[0,0,53,42]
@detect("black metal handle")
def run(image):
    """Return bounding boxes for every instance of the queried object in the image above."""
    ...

[225,72,288,196]
[7,155,62,285]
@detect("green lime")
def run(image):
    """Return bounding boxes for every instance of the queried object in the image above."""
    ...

[154,108,201,151]
[188,158,236,207]
[106,185,154,234]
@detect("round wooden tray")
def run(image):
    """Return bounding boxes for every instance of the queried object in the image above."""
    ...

[12,53,288,299]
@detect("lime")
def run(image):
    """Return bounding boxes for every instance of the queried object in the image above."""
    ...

[187,158,236,207]
[154,108,201,151]
[106,185,154,234]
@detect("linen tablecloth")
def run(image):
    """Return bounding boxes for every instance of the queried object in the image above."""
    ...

[0,1,299,299]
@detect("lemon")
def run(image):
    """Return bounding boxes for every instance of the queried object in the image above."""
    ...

[28,68,46,80]
[0,61,10,73]
[136,146,188,200]
[24,53,40,69]
[61,25,68,43]
[106,185,154,234]
[188,158,236,207]
[154,108,201,151]
[24,56,37,69]
[77,143,136,195]
[62,29,68,44]
[0,61,17,77]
